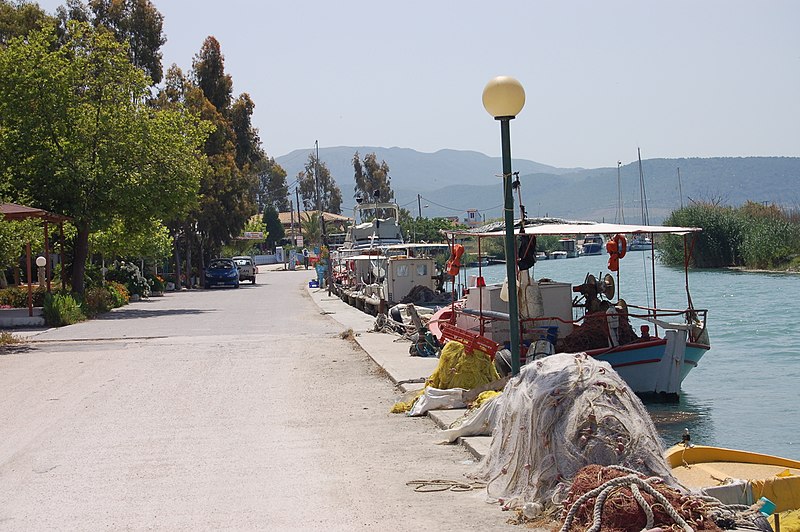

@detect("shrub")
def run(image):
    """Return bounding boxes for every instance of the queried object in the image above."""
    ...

[148,274,165,292]
[107,281,130,307]
[43,292,85,327]
[106,261,150,298]
[82,286,114,317]
[0,286,47,308]
[662,201,800,269]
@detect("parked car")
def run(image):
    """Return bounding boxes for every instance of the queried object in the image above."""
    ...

[204,258,240,288]
[232,255,257,284]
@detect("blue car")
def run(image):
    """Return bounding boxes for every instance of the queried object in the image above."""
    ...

[204,258,240,288]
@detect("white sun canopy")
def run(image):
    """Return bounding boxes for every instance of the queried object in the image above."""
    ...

[445,219,701,238]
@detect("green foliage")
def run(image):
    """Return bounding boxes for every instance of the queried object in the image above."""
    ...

[0,286,46,308]
[257,158,289,212]
[262,205,284,249]
[147,274,165,292]
[90,218,173,261]
[84,0,167,84]
[81,286,114,317]
[0,22,210,294]
[107,281,130,306]
[661,201,800,269]
[298,153,342,214]
[300,211,322,248]
[401,217,460,243]
[43,292,85,326]
[0,217,44,284]
[105,261,150,297]
[352,151,393,207]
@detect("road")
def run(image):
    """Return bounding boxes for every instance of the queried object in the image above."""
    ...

[0,269,516,530]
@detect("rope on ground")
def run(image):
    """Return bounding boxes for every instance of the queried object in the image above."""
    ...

[559,474,693,532]
[406,479,487,493]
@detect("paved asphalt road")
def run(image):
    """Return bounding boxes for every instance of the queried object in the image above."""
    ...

[0,269,516,531]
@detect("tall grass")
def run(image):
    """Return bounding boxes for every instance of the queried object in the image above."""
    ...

[661,201,800,269]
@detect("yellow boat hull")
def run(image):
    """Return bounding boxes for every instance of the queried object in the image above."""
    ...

[666,444,800,513]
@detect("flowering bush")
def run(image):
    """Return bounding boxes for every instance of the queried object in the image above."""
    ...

[105,261,150,298]
[106,281,130,307]
[148,274,165,292]
[0,286,46,307]
[82,286,115,317]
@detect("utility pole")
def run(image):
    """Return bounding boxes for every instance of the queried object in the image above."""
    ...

[295,187,302,244]
[290,199,296,245]
[417,193,422,219]
[677,167,684,209]
[315,140,331,295]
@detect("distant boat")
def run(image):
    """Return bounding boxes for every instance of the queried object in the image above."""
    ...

[628,235,653,251]
[581,234,604,255]
[558,237,579,258]
[550,250,567,259]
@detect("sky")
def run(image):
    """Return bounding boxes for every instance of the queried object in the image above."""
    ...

[34,0,800,169]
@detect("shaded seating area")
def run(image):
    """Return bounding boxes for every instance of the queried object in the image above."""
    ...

[1,202,70,318]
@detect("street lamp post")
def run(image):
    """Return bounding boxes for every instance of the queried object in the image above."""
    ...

[36,255,46,287]
[482,76,525,375]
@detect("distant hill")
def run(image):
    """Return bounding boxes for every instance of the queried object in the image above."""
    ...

[275,148,800,223]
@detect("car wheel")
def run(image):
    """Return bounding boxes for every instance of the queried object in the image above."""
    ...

[252,278,256,284]
[234,282,240,288]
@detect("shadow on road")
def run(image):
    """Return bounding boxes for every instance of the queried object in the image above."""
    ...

[97,307,211,320]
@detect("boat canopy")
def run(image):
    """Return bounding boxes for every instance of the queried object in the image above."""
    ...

[443,218,701,238]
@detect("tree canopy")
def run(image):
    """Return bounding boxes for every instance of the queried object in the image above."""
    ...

[297,153,342,215]
[353,151,394,204]
[0,22,211,294]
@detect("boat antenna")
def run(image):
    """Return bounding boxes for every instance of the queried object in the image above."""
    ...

[511,172,526,232]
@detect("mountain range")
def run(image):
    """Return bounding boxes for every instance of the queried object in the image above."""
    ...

[276,147,800,224]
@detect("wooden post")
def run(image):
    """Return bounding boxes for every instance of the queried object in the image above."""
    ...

[44,221,51,292]
[26,242,33,317]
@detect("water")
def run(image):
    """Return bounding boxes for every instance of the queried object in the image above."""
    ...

[461,253,800,459]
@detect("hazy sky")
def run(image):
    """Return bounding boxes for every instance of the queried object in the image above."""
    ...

[34,0,800,169]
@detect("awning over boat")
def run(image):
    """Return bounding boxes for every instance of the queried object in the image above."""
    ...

[444,218,701,238]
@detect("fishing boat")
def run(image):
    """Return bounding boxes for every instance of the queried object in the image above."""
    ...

[339,201,404,251]
[332,200,450,310]
[558,237,579,258]
[628,235,654,251]
[581,234,604,255]
[427,218,710,399]
[666,443,800,516]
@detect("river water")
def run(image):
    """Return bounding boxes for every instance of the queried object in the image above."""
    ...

[461,253,800,459]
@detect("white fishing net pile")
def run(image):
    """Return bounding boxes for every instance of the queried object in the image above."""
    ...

[472,353,677,510]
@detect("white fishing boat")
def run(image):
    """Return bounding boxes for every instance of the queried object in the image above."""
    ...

[427,218,710,400]
[332,200,450,309]
[581,234,604,255]
[628,235,654,251]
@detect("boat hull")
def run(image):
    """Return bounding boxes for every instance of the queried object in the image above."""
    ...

[588,338,709,399]
[428,306,708,399]
[666,444,800,513]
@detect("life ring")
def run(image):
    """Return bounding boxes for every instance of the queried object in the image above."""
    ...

[605,233,627,272]
[446,244,464,276]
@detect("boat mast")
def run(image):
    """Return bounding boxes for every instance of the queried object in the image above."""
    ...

[616,160,625,224]
[637,148,649,226]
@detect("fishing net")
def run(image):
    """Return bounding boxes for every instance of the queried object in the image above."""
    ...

[559,465,722,531]
[472,353,677,511]
[390,340,500,414]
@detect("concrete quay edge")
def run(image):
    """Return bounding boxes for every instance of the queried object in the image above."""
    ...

[306,283,491,461]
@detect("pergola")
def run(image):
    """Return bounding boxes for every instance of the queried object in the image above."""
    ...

[0,202,71,316]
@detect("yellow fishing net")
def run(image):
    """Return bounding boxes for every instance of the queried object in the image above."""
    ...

[473,390,502,408]
[391,340,500,413]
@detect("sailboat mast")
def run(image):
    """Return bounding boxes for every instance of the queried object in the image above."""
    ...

[637,147,649,225]
[616,160,625,224]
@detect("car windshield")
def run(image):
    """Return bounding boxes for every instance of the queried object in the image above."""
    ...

[234,259,250,266]
[209,260,233,269]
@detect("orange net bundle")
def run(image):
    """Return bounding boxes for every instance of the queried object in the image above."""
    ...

[559,465,722,532]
